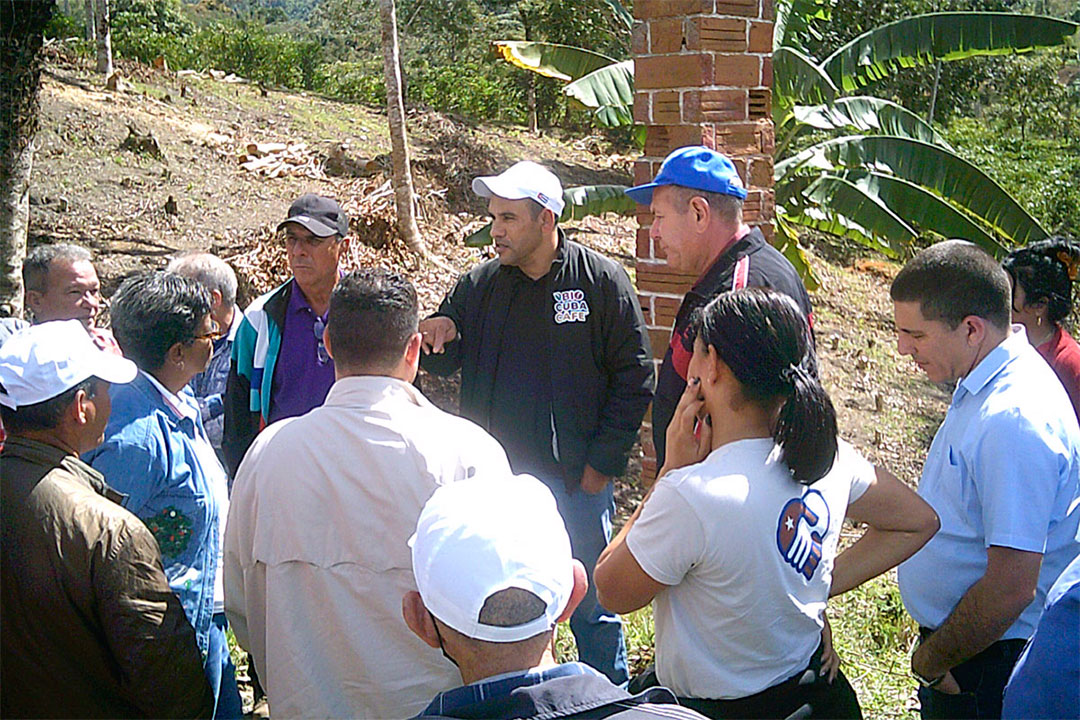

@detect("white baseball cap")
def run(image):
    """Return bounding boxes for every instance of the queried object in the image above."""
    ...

[472,161,566,216]
[0,320,137,409]
[409,474,575,643]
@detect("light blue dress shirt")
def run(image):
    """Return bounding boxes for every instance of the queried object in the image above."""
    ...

[898,328,1080,640]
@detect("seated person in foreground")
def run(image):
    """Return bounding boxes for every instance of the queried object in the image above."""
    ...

[594,288,940,720]
[402,473,706,720]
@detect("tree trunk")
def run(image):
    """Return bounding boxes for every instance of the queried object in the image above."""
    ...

[927,60,941,124]
[379,0,428,257]
[84,0,96,42]
[95,0,112,75]
[1,0,56,318]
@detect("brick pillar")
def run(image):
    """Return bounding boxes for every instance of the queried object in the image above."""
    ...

[633,0,775,481]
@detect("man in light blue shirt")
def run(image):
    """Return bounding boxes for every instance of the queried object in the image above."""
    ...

[890,240,1080,720]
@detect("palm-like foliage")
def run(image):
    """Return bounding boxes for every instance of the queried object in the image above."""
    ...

[774,7,1078,281]
[488,5,1078,276]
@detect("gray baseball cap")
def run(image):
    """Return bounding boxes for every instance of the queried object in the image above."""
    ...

[277,194,349,238]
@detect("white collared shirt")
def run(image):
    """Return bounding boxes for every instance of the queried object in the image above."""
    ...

[224,376,512,719]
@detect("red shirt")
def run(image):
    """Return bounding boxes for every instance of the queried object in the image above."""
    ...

[1037,325,1080,423]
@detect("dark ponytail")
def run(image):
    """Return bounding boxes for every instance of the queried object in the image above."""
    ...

[1003,236,1080,324]
[689,288,838,484]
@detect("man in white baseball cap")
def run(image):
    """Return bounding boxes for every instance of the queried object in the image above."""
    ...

[1,320,214,718]
[420,161,653,684]
[402,474,703,720]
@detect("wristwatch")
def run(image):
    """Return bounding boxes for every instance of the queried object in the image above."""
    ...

[913,668,946,688]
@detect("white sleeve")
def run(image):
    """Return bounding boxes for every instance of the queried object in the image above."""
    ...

[625,474,706,586]
[838,439,876,505]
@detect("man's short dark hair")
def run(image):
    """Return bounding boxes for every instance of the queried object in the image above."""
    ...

[110,271,212,371]
[23,243,93,293]
[327,268,418,370]
[477,587,547,627]
[0,378,97,434]
[891,240,1011,330]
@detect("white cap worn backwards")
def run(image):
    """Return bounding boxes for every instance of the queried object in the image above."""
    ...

[472,161,566,217]
[0,320,137,409]
[409,473,575,643]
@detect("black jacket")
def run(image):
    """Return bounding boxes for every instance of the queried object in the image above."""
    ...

[418,674,705,720]
[653,228,813,468]
[422,235,654,487]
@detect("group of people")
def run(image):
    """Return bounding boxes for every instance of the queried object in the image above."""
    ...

[0,145,1077,720]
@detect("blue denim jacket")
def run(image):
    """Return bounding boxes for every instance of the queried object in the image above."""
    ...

[85,372,222,655]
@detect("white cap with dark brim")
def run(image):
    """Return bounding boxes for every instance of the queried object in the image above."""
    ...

[473,161,566,217]
[0,320,137,409]
[409,473,575,643]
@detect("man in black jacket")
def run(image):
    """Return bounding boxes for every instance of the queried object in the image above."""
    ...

[625,146,812,468]
[403,474,703,720]
[420,161,654,683]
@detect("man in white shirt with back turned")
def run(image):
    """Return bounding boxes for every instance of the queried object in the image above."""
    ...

[224,268,512,718]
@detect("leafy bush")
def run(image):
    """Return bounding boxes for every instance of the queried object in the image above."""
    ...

[45,11,83,40]
[411,61,526,123]
[314,61,387,104]
[948,116,1080,235]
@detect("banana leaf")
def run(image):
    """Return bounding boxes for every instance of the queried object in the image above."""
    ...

[822,13,1080,92]
[838,170,1005,256]
[774,0,832,52]
[563,60,635,119]
[492,41,617,82]
[560,184,636,221]
[777,135,1048,244]
[793,96,950,147]
[801,174,915,255]
[774,46,838,114]
[775,213,821,291]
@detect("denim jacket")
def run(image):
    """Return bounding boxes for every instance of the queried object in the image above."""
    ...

[86,372,222,655]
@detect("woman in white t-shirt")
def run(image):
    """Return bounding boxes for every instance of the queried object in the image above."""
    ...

[595,288,938,719]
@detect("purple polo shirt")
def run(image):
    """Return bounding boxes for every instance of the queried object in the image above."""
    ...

[267,279,336,423]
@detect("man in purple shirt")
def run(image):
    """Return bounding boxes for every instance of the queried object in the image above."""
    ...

[223,194,350,476]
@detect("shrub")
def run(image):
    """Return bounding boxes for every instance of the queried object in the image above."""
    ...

[314,61,386,105]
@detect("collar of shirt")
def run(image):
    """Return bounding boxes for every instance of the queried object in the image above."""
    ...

[418,662,602,717]
[214,304,243,351]
[323,374,433,410]
[141,370,200,423]
[692,226,764,292]
[954,325,1028,404]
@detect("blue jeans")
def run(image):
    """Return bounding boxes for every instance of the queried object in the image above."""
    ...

[207,613,243,720]
[544,477,629,684]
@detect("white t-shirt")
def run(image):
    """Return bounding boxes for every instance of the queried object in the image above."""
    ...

[626,437,874,699]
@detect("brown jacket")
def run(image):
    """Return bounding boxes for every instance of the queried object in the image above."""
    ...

[1,436,214,719]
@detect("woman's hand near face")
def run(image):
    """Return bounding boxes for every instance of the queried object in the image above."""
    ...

[661,377,713,475]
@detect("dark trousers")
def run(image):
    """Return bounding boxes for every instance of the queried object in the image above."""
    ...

[629,644,862,720]
[917,628,1026,720]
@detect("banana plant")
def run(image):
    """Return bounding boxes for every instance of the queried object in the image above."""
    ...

[774,8,1079,279]
[492,40,635,127]
[464,184,637,247]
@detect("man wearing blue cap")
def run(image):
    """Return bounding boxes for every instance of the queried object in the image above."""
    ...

[419,161,655,684]
[625,146,812,468]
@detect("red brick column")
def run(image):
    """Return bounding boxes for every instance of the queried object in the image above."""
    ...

[632,0,775,481]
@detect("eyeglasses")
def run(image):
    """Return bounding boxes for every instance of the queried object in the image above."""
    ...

[313,315,330,365]
[192,320,225,342]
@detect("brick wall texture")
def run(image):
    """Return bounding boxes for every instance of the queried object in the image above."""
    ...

[633,0,774,480]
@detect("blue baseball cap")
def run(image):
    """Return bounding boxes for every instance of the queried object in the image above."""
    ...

[625,146,748,205]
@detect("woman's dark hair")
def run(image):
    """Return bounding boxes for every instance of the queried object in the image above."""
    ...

[689,288,837,485]
[1003,236,1080,324]
[110,271,212,371]
[0,378,97,434]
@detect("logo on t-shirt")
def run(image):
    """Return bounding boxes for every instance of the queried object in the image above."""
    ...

[553,289,590,324]
[776,490,830,581]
